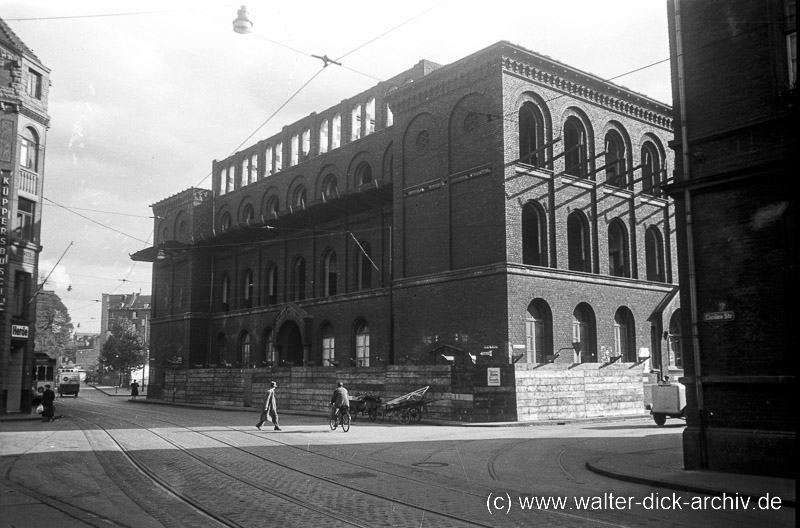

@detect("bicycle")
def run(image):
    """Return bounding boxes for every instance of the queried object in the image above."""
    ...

[329,404,350,432]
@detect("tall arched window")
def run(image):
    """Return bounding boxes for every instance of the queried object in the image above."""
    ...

[220,212,232,232]
[331,114,341,149]
[241,204,255,225]
[292,186,307,211]
[355,161,373,186]
[641,142,662,196]
[221,274,230,311]
[351,103,363,140]
[242,269,254,308]
[365,97,376,135]
[608,220,630,277]
[262,328,276,365]
[355,320,370,366]
[354,241,373,290]
[522,201,547,266]
[291,256,306,301]
[567,211,591,272]
[20,127,39,171]
[563,117,588,178]
[519,104,545,167]
[323,250,338,297]
[525,300,552,363]
[668,310,683,368]
[572,304,597,363]
[323,174,338,201]
[321,324,335,366]
[645,226,665,282]
[265,145,274,175]
[239,331,251,366]
[266,196,279,219]
[613,307,636,362]
[319,120,329,154]
[265,263,278,305]
[604,131,627,188]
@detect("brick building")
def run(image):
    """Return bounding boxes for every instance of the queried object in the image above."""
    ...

[133,41,679,420]
[667,0,796,476]
[0,18,50,414]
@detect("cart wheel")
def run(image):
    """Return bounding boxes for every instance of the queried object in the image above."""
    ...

[653,413,667,426]
[368,408,377,422]
[398,409,411,425]
[409,408,421,423]
[342,412,350,432]
[329,415,337,430]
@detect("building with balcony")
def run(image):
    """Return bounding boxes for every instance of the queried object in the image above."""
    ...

[134,41,679,420]
[667,0,796,477]
[0,17,50,414]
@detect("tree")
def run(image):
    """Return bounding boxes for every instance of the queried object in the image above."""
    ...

[101,319,146,380]
[35,290,73,359]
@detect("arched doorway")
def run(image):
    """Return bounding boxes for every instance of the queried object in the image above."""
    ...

[276,321,303,366]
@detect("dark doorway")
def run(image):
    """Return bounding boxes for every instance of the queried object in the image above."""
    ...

[276,321,303,366]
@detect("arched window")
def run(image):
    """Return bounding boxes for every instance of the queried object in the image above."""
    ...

[613,307,636,362]
[668,310,683,368]
[519,104,545,167]
[20,127,39,171]
[608,220,630,277]
[605,131,627,188]
[319,120,329,154]
[645,226,665,282]
[266,196,279,219]
[291,256,306,301]
[354,241,373,291]
[265,145,274,175]
[365,97,376,135]
[355,161,373,186]
[525,300,552,363]
[290,132,299,166]
[563,117,588,178]
[321,324,335,366]
[522,201,547,266]
[216,333,227,366]
[572,304,597,363]
[239,331,251,366]
[250,153,259,182]
[323,174,338,200]
[567,211,591,272]
[241,204,255,225]
[322,250,338,297]
[221,274,230,311]
[641,142,662,196]
[242,269,254,308]
[240,159,248,188]
[355,320,370,367]
[275,141,283,171]
[265,263,278,305]
[292,186,307,211]
[351,103,363,140]
[262,328,276,365]
[331,114,341,149]
[220,212,232,232]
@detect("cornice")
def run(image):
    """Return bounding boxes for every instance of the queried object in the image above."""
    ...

[502,54,673,130]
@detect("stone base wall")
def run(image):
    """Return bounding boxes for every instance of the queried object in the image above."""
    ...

[158,362,647,422]
[515,362,647,421]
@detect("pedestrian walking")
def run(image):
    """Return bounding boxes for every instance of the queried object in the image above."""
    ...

[41,384,55,422]
[256,381,281,431]
[130,380,140,400]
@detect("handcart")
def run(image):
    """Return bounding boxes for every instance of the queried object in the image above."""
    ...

[379,386,430,425]
[349,394,382,422]
[650,381,686,426]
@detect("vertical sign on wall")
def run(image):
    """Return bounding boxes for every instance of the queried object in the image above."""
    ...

[0,168,10,311]
[487,367,501,386]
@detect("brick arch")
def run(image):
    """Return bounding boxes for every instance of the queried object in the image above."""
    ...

[448,92,494,174]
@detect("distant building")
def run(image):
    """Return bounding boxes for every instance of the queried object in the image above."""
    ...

[0,17,50,414]
[134,41,679,420]
[667,0,796,477]
[67,333,101,375]
[98,292,152,356]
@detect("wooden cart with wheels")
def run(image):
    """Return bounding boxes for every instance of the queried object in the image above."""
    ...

[378,386,430,424]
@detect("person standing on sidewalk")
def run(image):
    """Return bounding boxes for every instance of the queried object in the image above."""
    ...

[130,380,140,400]
[41,385,55,422]
[256,381,281,431]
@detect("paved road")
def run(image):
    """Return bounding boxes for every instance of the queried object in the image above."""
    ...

[1,387,793,527]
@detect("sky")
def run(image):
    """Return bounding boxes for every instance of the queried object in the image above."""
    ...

[3,0,672,334]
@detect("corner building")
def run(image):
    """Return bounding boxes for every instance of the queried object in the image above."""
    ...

[136,42,679,420]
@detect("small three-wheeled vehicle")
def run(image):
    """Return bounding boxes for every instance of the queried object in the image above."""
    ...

[650,380,686,426]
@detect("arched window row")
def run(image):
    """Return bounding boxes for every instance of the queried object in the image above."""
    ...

[209,319,371,368]
[517,104,666,196]
[521,205,667,283]
[524,300,639,365]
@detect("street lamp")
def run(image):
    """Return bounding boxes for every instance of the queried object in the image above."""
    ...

[232,5,253,35]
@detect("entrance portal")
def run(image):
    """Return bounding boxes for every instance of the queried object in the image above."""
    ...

[276,321,303,366]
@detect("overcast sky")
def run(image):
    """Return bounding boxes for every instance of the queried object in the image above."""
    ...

[4,0,672,334]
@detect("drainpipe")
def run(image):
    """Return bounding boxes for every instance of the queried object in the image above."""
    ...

[675,0,708,469]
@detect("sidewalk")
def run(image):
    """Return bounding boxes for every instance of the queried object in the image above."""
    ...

[2,386,794,509]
